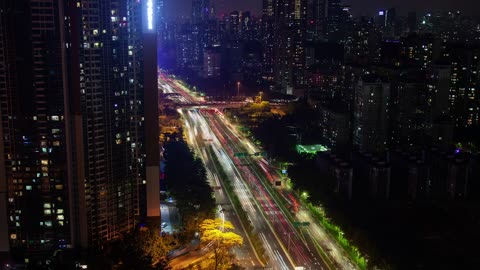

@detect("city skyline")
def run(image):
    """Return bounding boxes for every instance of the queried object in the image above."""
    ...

[1,0,480,269]
[163,0,480,19]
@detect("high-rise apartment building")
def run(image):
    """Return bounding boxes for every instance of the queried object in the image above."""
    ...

[353,75,390,153]
[240,11,254,40]
[306,0,326,41]
[192,0,210,24]
[273,0,307,93]
[203,47,222,78]
[0,0,160,260]
[326,0,342,41]
[325,0,353,43]
[176,22,195,68]
[262,0,275,81]
[445,45,480,127]
[190,0,211,68]
[0,0,73,256]
[228,11,240,37]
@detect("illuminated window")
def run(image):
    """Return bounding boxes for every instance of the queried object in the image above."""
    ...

[44,209,51,215]
[51,115,59,121]
[41,160,48,165]
[45,221,52,227]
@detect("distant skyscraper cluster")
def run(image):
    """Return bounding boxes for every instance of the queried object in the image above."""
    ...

[158,1,480,133]
[156,0,480,202]
[0,0,161,261]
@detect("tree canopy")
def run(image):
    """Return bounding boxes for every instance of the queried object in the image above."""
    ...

[163,139,216,241]
[199,218,243,270]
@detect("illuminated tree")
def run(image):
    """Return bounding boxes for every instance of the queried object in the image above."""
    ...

[137,227,176,266]
[199,218,243,270]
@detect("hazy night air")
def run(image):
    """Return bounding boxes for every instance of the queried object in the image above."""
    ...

[165,0,480,18]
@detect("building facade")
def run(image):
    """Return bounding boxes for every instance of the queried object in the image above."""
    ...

[0,0,160,260]
[353,75,390,153]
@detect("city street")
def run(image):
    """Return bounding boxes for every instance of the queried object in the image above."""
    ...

[182,108,296,270]
[160,73,357,270]
[160,201,180,234]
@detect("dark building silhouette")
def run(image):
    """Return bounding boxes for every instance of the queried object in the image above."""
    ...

[306,0,326,42]
[353,75,390,153]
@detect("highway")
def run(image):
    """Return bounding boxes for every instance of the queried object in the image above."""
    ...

[159,73,358,270]
[182,108,294,270]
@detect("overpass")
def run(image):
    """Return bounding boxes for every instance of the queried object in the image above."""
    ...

[173,101,246,108]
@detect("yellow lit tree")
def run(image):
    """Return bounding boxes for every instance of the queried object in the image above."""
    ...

[199,218,243,270]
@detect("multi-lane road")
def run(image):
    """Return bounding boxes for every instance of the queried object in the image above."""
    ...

[159,73,358,270]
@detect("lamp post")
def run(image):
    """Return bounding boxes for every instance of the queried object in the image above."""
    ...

[237,81,241,97]
[220,209,225,231]
[218,205,225,231]
[301,191,309,200]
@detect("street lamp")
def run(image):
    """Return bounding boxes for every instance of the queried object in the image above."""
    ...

[237,81,241,97]
[218,205,225,231]
[220,209,225,231]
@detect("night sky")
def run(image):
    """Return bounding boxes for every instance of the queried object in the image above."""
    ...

[164,0,480,19]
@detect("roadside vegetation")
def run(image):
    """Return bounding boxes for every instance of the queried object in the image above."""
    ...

[163,136,216,243]
[225,100,374,269]
[199,218,243,270]
[207,146,269,265]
